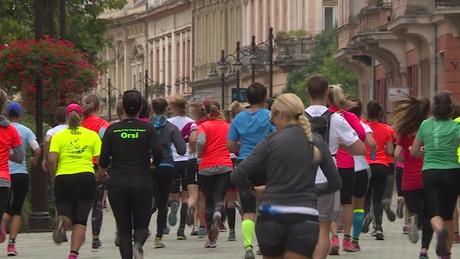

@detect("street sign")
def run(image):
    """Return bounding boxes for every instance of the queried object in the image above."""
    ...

[388,87,411,101]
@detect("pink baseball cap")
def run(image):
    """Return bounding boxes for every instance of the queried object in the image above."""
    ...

[65,103,83,116]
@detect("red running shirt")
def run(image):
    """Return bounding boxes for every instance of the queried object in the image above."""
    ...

[82,115,109,164]
[0,124,22,181]
[365,121,393,166]
[395,134,423,191]
[197,119,233,170]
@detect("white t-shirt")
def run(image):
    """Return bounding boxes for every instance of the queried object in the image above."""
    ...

[46,124,68,137]
[354,122,372,172]
[305,105,359,184]
[168,116,194,162]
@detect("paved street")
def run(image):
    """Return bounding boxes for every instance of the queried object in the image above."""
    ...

[5,197,460,258]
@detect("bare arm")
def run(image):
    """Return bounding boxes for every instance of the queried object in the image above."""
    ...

[47,152,59,182]
[339,139,366,156]
[410,138,424,158]
[189,130,197,155]
[366,133,377,153]
[29,141,41,167]
[385,141,394,156]
[394,145,404,163]
[42,136,52,172]
[226,139,240,153]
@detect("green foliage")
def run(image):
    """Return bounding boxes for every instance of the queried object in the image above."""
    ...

[0,0,127,71]
[276,29,310,41]
[284,29,358,105]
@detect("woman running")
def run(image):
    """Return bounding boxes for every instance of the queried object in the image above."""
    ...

[0,90,23,247]
[196,100,233,248]
[411,90,460,259]
[345,96,377,251]
[231,93,342,259]
[47,103,102,259]
[393,94,433,259]
[1,102,37,256]
[99,90,163,259]
[327,85,366,254]
[150,97,186,248]
[81,94,110,252]
[362,101,394,240]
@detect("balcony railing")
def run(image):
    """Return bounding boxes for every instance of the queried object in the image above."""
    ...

[436,0,460,7]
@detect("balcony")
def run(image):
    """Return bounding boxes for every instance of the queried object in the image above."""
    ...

[358,1,393,33]
[436,0,460,7]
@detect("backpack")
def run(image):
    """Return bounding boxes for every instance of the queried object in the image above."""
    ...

[304,110,333,145]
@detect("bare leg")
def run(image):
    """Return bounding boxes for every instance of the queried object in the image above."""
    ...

[313,221,331,259]
[187,184,199,208]
[70,224,86,255]
[8,215,21,240]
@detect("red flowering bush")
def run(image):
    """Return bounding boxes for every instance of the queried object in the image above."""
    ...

[0,36,99,124]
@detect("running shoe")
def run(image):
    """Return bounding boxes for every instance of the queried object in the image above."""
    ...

[419,252,428,259]
[337,224,344,234]
[436,229,448,256]
[209,212,221,242]
[186,206,196,227]
[154,237,165,248]
[407,215,419,244]
[0,221,5,243]
[228,231,236,241]
[198,227,206,238]
[91,239,103,252]
[204,240,217,248]
[440,253,451,259]
[67,255,77,259]
[133,243,144,259]
[168,200,179,227]
[342,238,356,252]
[190,226,199,236]
[244,249,255,259]
[103,200,107,209]
[219,222,227,232]
[53,215,67,244]
[375,228,385,240]
[396,199,404,219]
[454,233,460,243]
[383,204,396,222]
[351,240,361,251]
[403,224,409,234]
[329,236,340,255]
[163,226,170,235]
[177,228,187,240]
[361,214,372,234]
[7,244,17,256]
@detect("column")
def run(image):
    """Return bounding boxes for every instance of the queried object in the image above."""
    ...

[165,35,170,94]
[279,0,286,31]
[159,38,164,84]
[262,0,268,40]
[152,40,157,81]
[171,32,177,96]
[179,31,184,95]
[270,0,276,30]
[297,0,303,29]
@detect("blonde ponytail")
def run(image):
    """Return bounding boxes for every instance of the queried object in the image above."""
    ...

[67,110,83,130]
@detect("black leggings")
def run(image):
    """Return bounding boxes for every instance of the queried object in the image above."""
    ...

[365,164,389,226]
[54,173,95,226]
[198,172,230,230]
[339,168,354,205]
[395,166,403,196]
[0,187,10,220]
[5,174,29,216]
[422,169,460,220]
[353,169,369,198]
[171,161,188,193]
[108,185,153,259]
[403,189,433,249]
[152,166,174,238]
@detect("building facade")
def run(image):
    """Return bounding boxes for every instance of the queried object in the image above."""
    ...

[335,0,460,117]
[190,0,338,109]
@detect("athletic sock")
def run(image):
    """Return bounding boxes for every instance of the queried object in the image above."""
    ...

[242,219,255,251]
[353,208,365,239]
[227,208,236,230]
[179,202,188,229]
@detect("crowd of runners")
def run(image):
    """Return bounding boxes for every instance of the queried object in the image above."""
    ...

[0,73,459,259]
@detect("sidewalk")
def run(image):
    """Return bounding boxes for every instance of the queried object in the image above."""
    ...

[5,200,460,258]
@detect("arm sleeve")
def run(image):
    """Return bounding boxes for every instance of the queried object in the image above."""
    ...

[227,121,239,141]
[10,145,24,164]
[99,129,111,169]
[172,125,187,155]
[196,125,206,155]
[316,137,342,195]
[231,138,268,191]
[149,127,164,167]
[28,139,40,151]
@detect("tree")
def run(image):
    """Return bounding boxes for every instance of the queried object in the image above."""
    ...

[0,0,127,70]
[284,29,358,105]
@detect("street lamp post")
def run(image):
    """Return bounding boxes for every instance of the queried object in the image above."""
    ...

[98,78,121,122]
[134,69,159,100]
[208,50,237,109]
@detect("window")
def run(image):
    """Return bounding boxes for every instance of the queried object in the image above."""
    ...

[324,7,334,31]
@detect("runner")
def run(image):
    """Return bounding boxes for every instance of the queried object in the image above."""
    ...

[304,75,366,259]
[81,94,110,252]
[42,107,67,173]
[150,97,186,248]
[393,94,433,259]
[411,90,460,259]
[47,103,102,259]
[361,101,394,241]
[197,100,233,248]
[99,90,163,259]
[226,82,275,259]
[167,96,193,240]
[1,102,38,256]
[231,93,342,259]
